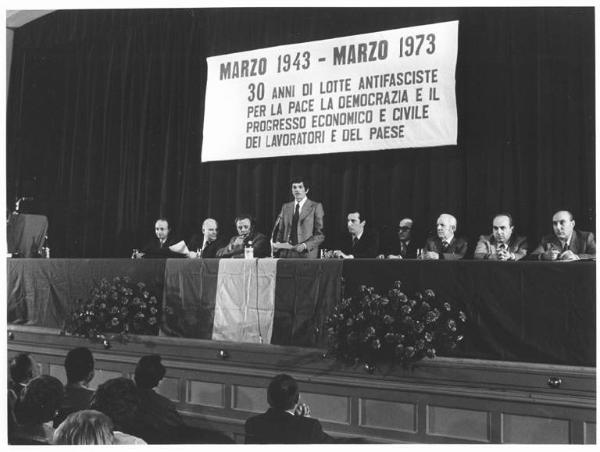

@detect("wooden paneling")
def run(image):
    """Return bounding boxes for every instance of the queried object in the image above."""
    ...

[7,325,596,444]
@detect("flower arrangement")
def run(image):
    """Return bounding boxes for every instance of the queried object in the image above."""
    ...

[325,281,466,371]
[64,276,161,341]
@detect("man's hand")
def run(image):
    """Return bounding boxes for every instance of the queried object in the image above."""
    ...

[422,251,439,260]
[542,248,559,260]
[387,254,402,260]
[293,243,307,253]
[497,249,510,261]
[558,250,579,261]
[294,402,311,417]
[232,236,245,247]
[333,250,352,259]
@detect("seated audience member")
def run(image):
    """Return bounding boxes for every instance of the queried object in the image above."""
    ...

[188,218,226,258]
[11,375,64,445]
[474,213,528,260]
[8,354,37,440]
[217,214,270,258]
[245,374,334,444]
[379,218,419,259]
[333,210,379,258]
[53,410,115,445]
[530,210,596,261]
[54,347,95,427]
[423,213,468,260]
[134,217,189,258]
[134,354,184,442]
[90,377,147,444]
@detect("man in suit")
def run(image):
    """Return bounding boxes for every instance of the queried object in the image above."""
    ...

[423,213,468,260]
[245,374,334,444]
[333,210,379,258]
[134,217,189,258]
[54,347,95,427]
[474,213,528,260]
[188,218,226,258]
[531,210,595,261]
[379,217,419,259]
[273,176,324,258]
[216,214,270,258]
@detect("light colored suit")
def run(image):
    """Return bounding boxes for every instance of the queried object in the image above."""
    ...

[275,198,324,259]
[474,235,528,260]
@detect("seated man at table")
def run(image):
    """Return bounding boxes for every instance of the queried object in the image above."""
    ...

[188,218,226,258]
[216,214,270,258]
[333,210,379,258]
[379,217,419,259]
[423,213,468,260]
[245,374,334,444]
[474,213,528,261]
[134,217,189,258]
[530,210,595,261]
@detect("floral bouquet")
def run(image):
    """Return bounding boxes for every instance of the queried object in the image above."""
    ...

[325,281,466,371]
[64,276,161,340]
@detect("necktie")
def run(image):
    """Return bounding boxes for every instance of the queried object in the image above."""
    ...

[442,241,449,251]
[400,241,407,256]
[498,243,506,252]
[562,242,568,252]
[200,241,210,257]
[291,203,300,245]
[352,236,359,249]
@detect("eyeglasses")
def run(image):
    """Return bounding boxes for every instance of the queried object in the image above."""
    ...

[397,226,412,231]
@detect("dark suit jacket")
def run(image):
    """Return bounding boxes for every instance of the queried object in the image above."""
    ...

[474,234,528,260]
[216,232,270,258]
[245,408,334,444]
[339,229,380,258]
[141,236,187,258]
[187,235,226,258]
[275,198,325,259]
[54,385,94,427]
[530,230,595,260]
[424,236,468,260]
[136,388,185,443]
[385,238,419,259]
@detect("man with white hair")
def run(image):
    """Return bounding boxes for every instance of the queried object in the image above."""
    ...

[530,210,595,261]
[423,213,468,260]
[188,218,226,258]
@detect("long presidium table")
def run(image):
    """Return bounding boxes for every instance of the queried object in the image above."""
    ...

[6,258,595,366]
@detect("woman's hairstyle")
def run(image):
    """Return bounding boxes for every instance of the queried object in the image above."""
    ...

[16,375,64,425]
[53,410,114,445]
[90,377,140,431]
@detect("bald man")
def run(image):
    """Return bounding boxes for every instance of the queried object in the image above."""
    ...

[188,218,226,258]
[531,210,595,261]
[379,218,419,259]
[423,213,468,260]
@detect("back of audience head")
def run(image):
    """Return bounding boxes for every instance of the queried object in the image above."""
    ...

[65,347,95,385]
[10,353,36,385]
[16,375,64,425]
[134,354,166,390]
[267,374,299,411]
[53,410,114,445]
[90,377,140,432]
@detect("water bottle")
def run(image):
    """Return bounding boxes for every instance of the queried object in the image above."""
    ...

[244,241,254,259]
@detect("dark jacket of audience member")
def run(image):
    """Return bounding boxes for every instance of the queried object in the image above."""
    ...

[55,347,95,427]
[11,375,64,445]
[245,374,334,444]
[8,353,36,437]
[134,354,184,443]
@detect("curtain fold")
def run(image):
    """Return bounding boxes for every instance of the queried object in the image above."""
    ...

[7,7,595,258]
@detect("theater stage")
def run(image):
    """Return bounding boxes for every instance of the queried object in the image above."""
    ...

[7,258,596,443]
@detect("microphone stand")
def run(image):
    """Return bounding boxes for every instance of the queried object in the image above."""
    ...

[270,214,282,258]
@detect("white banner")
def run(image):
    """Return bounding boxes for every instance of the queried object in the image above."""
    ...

[202,21,458,162]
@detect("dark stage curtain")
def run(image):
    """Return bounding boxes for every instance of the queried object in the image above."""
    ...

[6,8,595,257]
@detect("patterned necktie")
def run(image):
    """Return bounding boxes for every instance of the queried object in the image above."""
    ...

[400,241,407,256]
[291,203,300,245]
[442,241,449,251]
